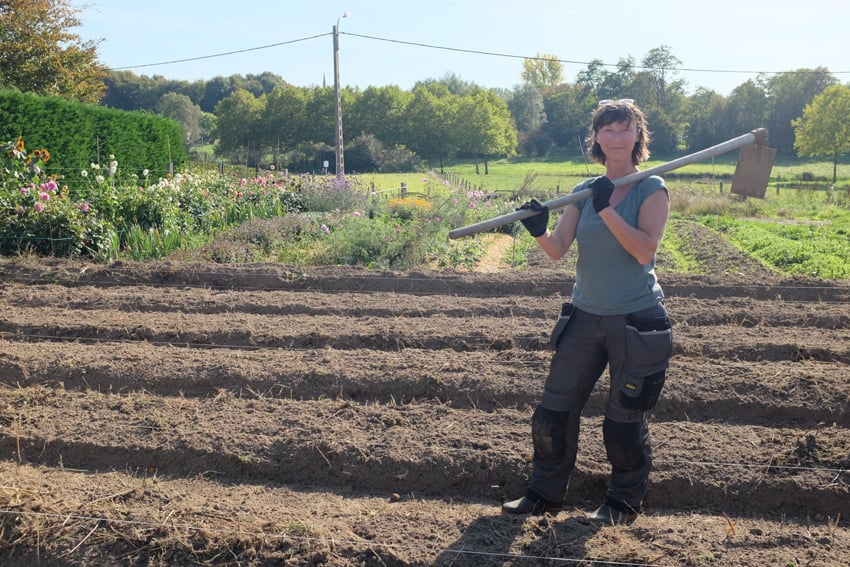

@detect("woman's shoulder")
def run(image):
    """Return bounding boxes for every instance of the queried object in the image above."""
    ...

[638,175,667,198]
[638,175,666,191]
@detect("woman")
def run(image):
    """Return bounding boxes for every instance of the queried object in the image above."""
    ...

[502,99,672,524]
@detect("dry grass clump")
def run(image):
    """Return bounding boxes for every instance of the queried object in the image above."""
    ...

[668,185,762,217]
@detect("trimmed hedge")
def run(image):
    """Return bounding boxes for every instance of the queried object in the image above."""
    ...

[0,88,187,177]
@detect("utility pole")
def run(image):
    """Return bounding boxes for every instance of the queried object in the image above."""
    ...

[333,12,349,178]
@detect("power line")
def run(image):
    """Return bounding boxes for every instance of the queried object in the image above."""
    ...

[107,33,329,71]
[105,30,850,79]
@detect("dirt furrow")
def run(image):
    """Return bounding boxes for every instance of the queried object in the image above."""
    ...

[1,259,848,566]
[2,388,847,518]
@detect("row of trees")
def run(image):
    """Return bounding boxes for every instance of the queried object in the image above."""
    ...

[156,61,844,174]
[214,81,517,172]
[3,0,848,176]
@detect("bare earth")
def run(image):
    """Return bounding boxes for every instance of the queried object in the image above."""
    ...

[1,221,849,566]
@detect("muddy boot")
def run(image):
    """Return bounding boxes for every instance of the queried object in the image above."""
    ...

[503,406,578,514]
[597,417,651,521]
[587,500,639,524]
[502,492,562,515]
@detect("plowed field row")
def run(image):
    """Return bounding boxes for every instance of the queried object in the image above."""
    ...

[1,259,848,566]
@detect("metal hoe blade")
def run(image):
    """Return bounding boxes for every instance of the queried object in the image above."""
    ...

[731,133,777,198]
[448,128,776,240]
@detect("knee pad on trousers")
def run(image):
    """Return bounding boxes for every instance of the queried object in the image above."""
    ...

[532,406,569,462]
[603,417,649,471]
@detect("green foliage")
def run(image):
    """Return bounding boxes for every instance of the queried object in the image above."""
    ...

[0,136,116,258]
[0,0,107,103]
[3,136,849,280]
[1,136,307,260]
[0,88,188,176]
[699,213,850,278]
[792,84,850,183]
[431,238,487,270]
[656,219,703,274]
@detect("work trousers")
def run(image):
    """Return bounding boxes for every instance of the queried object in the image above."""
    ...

[527,303,671,511]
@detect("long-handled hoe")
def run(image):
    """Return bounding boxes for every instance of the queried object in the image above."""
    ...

[448,128,777,240]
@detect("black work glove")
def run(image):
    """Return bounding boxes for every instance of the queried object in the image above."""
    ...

[590,176,615,213]
[516,198,549,237]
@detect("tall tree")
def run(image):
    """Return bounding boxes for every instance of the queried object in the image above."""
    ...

[792,84,850,183]
[402,83,457,170]
[720,80,767,141]
[214,89,265,162]
[542,83,590,153]
[684,87,725,151]
[261,86,308,158]
[641,45,683,107]
[575,59,606,94]
[455,87,517,173]
[508,84,546,133]
[765,67,837,154]
[0,0,107,102]
[200,76,239,113]
[598,57,637,102]
[156,92,202,144]
[522,54,563,91]
[347,85,411,147]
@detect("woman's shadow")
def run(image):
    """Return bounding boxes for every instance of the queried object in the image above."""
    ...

[431,510,603,566]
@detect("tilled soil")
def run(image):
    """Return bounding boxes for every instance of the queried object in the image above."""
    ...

[1,224,849,566]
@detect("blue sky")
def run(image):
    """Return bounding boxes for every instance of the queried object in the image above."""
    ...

[77,0,848,96]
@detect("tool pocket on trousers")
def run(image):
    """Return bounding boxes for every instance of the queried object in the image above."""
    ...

[620,305,672,410]
[620,370,666,410]
[549,302,575,350]
[624,306,672,370]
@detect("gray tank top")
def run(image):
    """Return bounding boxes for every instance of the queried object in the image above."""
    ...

[570,175,667,315]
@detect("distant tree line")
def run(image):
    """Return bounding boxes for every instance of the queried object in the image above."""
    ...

[98,47,841,173]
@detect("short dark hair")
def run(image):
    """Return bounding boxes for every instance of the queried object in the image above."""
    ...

[587,101,652,166]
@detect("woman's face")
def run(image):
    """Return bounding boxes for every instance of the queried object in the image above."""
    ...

[596,120,638,162]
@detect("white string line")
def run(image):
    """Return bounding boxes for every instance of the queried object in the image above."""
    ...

[0,509,690,567]
[0,274,847,302]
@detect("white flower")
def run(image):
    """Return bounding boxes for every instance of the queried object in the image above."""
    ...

[81,170,88,178]
[142,169,149,177]
[95,175,105,184]
[108,160,118,176]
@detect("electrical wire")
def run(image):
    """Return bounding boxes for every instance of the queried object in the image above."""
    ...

[108,33,329,71]
[104,31,850,80]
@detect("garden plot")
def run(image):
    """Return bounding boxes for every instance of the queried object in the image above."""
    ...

[0,248,848,566]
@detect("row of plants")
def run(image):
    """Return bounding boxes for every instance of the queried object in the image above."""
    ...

[1,136,517,268]
[4,135,849,276]
[666,184,850,278]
